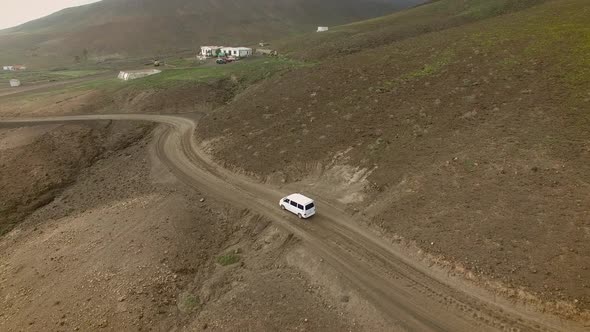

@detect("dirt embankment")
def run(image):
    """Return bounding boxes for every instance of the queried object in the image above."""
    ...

[196,0,590,314]
[0,121,152,235]
[105,81,237,115]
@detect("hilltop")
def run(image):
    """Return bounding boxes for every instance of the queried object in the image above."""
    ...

[0,0,424,67]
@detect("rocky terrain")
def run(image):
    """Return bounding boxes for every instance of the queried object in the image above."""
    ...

[196,0,590,314]
[0,123,363,331]
[0,121,152,235]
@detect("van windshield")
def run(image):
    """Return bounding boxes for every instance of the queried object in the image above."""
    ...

[305,203,315,210]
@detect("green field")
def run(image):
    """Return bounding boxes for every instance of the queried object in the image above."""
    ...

[126,57,309,88]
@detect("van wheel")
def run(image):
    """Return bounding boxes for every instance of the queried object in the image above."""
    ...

[281,205,286,210]
[298,213,303,219]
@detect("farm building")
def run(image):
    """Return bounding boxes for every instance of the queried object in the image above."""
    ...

[9,79,21,87]
[200,46,253,58]
[317,26,329,32]
[117,69,161,81]
[200,46,225,57]
[220,47,253,58]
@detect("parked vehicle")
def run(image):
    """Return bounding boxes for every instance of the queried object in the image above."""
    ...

[279,193,316,219]
[216,58,227,64]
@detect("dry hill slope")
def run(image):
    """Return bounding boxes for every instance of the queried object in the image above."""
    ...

[0,0,424,67]
[197,0,590,318]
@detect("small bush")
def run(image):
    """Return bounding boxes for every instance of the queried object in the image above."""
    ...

[177,292,200,313]
[217,253,240,266]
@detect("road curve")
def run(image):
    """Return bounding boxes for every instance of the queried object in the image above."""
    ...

[0,114,585,332]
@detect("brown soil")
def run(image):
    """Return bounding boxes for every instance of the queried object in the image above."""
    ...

[0,124,358,331]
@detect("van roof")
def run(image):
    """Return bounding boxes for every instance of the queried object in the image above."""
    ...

[285,193,314,205]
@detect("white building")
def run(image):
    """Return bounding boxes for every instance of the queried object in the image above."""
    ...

[220,47,253,58]
[317,26,329,32]
[200,46,253,58]
[9,79,21,87]
[117,69,161,81]
[200,46,225,58]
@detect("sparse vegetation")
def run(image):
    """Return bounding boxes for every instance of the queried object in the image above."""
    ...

[278,0,547,60]
[178,293,200,313]
[217,253,240,266]
[401,49,454,80]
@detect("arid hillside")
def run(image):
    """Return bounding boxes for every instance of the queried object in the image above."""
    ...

[0,0,589,328]
[197,0,590,315]
[0,121,152,236]
[0,0,424,67]
[0,123,362,331]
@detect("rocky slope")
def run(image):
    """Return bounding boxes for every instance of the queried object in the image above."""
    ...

[197,0,590,314]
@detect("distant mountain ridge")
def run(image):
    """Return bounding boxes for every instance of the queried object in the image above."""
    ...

[0,0,425,67]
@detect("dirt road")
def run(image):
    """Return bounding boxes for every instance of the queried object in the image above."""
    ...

[1,114,585,332]
[0,72,113,98]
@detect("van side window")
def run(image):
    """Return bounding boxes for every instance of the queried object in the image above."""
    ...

[290,201,298,207]
[297,204,304,210]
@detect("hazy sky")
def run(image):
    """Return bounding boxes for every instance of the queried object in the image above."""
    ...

[0,0,100,29]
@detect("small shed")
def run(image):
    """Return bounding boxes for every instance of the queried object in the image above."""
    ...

[117,69,161,81]
[9,79,21,87]
[317,26,329,32]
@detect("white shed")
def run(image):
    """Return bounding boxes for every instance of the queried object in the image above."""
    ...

[200,46,224,58]
[317,26,329,32]
[117,69,161,81]
[9,79,21,87]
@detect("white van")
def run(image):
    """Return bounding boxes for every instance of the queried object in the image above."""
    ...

[279,193,316,219]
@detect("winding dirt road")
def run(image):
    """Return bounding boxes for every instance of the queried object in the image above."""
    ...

[0,114,585,332]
